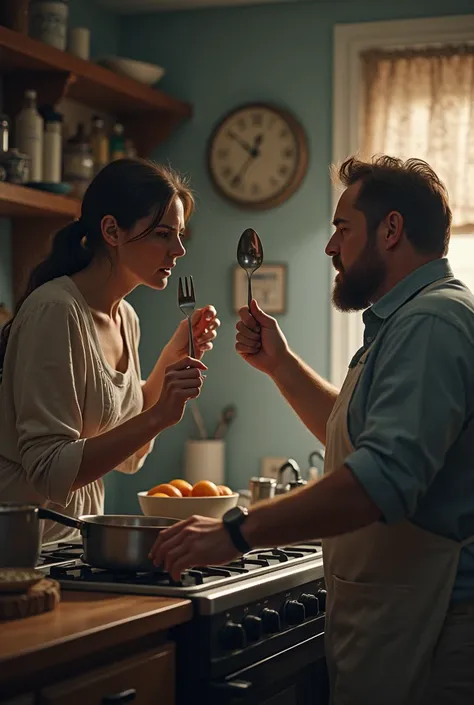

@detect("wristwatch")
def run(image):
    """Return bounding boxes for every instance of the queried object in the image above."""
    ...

[222,506,251,554]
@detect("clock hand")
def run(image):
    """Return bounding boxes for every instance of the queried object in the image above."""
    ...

[228,131,255,155]
[231,135,264,188]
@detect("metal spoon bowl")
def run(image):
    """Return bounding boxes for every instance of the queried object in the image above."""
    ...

[237,228,264,307]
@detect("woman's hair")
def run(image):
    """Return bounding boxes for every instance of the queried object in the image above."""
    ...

[0,158,194,372]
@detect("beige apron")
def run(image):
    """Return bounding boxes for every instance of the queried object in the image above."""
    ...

[323,283,474,705]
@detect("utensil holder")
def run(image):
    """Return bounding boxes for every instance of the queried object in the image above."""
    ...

[184,439,225,487]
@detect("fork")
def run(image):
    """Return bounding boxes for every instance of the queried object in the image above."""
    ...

[178,275,196,358]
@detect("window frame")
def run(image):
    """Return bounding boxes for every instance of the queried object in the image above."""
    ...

[330,14,474,387]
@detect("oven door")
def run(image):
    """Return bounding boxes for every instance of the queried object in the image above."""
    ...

[208,634,328,705]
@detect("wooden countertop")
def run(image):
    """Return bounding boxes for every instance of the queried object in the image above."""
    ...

[0,591,192,690]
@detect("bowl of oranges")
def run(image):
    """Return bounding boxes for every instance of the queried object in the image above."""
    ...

[137,479,239,520]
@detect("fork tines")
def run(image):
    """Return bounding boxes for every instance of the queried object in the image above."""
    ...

[178,275,195,304]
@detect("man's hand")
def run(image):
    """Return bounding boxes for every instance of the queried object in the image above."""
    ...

[149,515,240,580]
[235,299,290,376]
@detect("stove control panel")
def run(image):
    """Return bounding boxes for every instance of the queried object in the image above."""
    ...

[216,578,326,653]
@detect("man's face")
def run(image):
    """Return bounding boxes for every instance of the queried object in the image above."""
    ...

[326,182,387,312]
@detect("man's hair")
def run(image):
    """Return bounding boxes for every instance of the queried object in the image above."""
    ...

[334,155,452,256]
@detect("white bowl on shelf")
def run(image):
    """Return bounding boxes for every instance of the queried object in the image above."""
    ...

[98,56,165,86]
[138,491,239,521]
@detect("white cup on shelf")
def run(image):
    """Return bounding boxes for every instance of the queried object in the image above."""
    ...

[184,439,225,487]
[68,27,91,60]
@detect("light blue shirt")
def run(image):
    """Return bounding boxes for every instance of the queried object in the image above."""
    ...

[345,258,474,603]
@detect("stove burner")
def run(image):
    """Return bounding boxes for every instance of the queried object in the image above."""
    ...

[40,543,323,592]
[37,541,84,566]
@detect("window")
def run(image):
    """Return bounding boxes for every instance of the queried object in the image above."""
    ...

[331,14,474,387]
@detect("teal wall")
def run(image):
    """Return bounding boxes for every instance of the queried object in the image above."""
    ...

[106,0,474,513]
[1,0,473,513]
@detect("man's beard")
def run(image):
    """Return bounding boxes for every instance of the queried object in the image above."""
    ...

[332,237,387,312]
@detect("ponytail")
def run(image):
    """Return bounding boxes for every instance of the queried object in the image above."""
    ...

[0,219,92,373]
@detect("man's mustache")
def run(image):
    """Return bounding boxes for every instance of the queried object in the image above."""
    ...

[333,256,343,273]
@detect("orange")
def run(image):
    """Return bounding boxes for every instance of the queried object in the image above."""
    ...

[192,480,220,497]
[147,483,182,498]
[149,492,169,498]
[217,485,233,496]
[169,479,193,497]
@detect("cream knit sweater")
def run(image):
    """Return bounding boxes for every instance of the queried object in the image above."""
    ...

[0,276,149,542]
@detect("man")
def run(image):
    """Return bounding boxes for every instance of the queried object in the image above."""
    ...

[151,156,474,705]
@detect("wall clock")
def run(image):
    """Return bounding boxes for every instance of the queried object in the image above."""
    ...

[207,103,308,211]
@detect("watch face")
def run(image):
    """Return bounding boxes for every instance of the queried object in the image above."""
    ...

[224,506,247,524]
[208,103,307,210]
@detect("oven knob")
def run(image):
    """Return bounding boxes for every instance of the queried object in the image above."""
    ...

[243,614,262,641]
[260,608,281,634]
[300,593,320,617]
[316,589,327,611]
[284,599,305,625]
[219,621,246,651]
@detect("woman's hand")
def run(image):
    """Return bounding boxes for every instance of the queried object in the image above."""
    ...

[166,305,220,362]
[153,356,207,431]
[149,515,239,580]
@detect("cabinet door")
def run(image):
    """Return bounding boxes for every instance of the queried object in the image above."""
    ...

[40,644,174,705]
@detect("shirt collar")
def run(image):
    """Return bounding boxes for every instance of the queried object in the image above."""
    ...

[363,258,453,325]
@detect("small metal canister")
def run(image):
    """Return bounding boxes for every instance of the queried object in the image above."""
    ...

[248,476,276,505]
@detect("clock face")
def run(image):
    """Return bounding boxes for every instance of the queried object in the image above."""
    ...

[207,103,308,210]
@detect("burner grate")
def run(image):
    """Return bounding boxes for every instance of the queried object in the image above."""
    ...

[41,543,323,591]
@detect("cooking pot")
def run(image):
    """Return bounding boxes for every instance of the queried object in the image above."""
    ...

[275,459,306,495]
[0,503,178,571]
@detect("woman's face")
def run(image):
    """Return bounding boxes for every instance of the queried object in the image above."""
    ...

[109,195,187,290]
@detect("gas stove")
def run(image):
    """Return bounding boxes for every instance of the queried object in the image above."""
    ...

[39,541,325,615]
[39,540,328,704]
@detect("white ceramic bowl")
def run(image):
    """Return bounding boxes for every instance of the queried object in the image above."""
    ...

[138,491,239,520]
[98,56,165,86]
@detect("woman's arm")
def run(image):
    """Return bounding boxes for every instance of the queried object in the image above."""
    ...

[13,302,205,504]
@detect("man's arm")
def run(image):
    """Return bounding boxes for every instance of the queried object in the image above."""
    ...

[243,465,381,548]
[271,351,339,445]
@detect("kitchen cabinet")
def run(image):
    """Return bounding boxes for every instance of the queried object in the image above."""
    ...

[0,23,193,302]
[40,644,174,705]
[0,592,192,704]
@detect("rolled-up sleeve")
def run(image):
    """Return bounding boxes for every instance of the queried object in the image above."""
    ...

[13,302,87,506]
[345,314,473,523]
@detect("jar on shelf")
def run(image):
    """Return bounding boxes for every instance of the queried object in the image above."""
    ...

[63,123,93,198]
[0,114,10,154]
[41,106,63,183]
[15,89,43,182]
[29,0,69,51]
[90,115,109,176]
[0,148,30,184]
[109,122,125,161]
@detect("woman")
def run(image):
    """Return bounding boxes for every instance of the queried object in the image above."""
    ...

[0,158,219,542]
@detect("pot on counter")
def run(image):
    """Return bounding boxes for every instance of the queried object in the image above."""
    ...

[275,459,306,495]
[0,503,178,572]
[0,503,42,569]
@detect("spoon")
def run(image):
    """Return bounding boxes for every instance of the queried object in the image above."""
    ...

[213,404,237,439]
[237,228,264,308]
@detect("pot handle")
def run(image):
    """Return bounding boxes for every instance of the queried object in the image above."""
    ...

[277,458,302,483]
[38,507,82,530]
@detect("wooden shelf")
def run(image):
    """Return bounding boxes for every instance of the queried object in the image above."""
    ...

[0,182,80,219]
[0,25,193,155]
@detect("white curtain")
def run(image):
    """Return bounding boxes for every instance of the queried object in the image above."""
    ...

[361,46,474,231]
